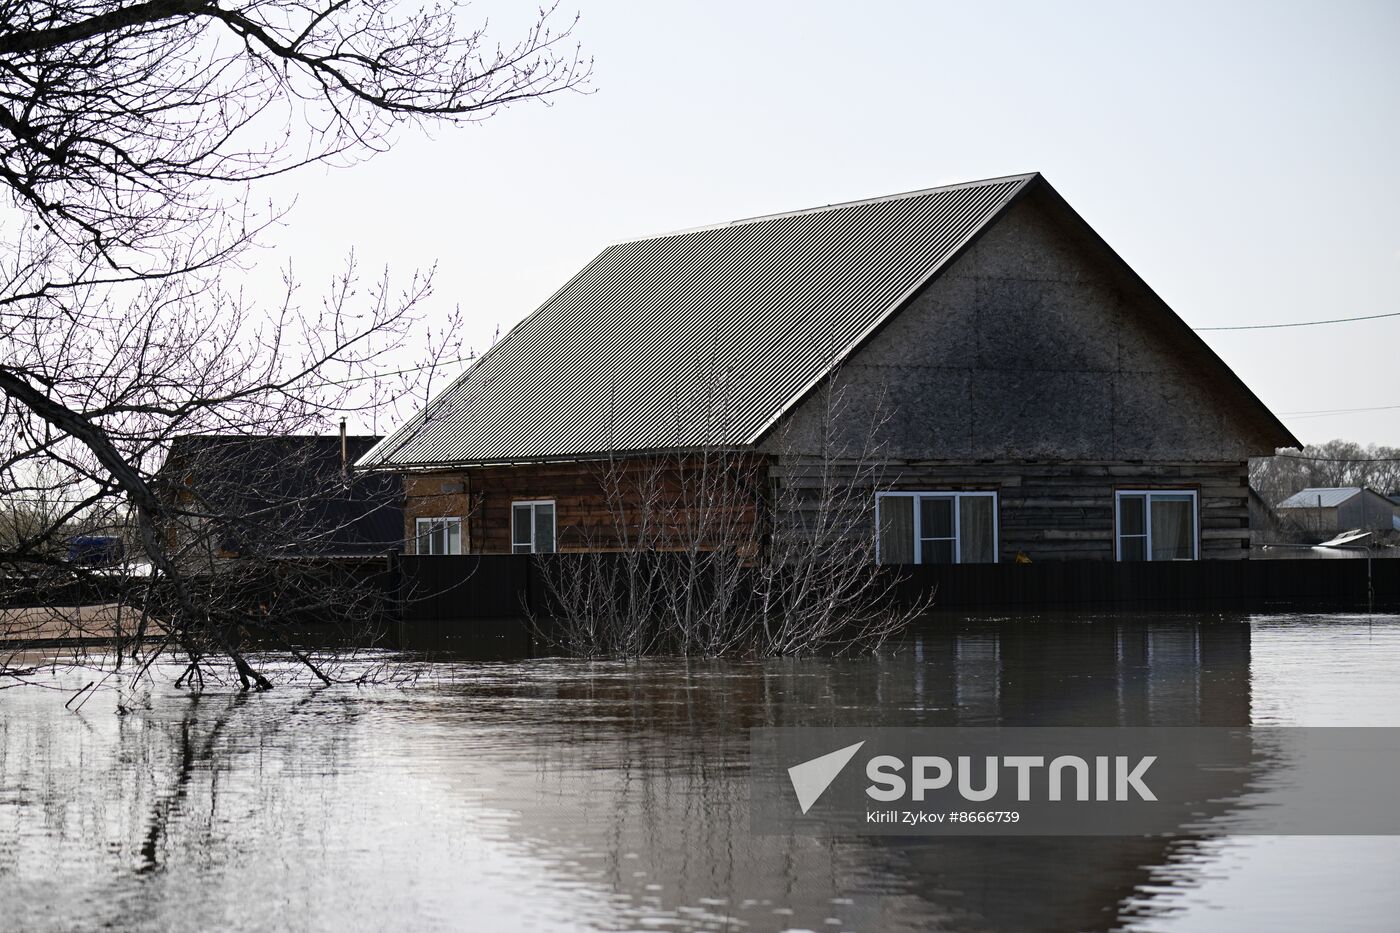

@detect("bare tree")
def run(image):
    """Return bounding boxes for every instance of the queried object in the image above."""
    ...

[755,380,919,656]
[530,377,927,659]
[0,0,589,686]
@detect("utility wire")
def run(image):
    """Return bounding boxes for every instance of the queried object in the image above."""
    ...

[1280,403,1400,419]
[1196,310,1400,331]
[1264,453,1400,463]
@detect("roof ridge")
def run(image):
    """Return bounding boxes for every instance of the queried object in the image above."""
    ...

[177,434,381,443]
[610,172,1040,245]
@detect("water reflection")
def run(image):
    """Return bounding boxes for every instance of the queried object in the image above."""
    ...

[1,615,1396,933]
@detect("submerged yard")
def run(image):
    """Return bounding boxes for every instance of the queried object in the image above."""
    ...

[2,613,1398,933]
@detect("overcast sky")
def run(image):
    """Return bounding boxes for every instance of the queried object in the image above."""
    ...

[260,0,1400,447]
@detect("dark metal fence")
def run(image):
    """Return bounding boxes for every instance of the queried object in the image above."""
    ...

[17,556,1390,652]
[883,558,1400,612]
[398,555,1400,633]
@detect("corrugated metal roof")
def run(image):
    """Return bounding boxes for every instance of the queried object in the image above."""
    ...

[1276,487,1363,509]
[360,174,1034,468]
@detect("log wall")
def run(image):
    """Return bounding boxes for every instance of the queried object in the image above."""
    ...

[771,458,1250,561]
[406,457,1249,561]
[404,455,767,555]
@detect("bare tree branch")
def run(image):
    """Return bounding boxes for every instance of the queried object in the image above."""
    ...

[1,0,589,686]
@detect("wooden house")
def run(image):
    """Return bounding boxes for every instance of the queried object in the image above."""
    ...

[358,173,1298,563]
[159,434,403,562]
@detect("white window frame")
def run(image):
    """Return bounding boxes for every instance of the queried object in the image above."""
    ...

[874,491,999,565]
[1114,489,1199,561]
[415,516,462,556]
[511,499,557,554]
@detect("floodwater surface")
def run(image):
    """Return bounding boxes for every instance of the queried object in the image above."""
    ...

[2,614,1399,932]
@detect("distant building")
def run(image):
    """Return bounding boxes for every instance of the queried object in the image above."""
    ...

[359,173,1297,562]
[158,435,403,561]
[1275,487,1400,535]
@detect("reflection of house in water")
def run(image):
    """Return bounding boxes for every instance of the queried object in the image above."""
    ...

[954,632,1001,723]
[893,618,1251,728]
[493,619,1257,933]
[9,623,1268,933]
[879,620,1255,933]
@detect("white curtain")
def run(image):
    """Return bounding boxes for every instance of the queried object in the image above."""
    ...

[879,496,914,564]
[1150,497,1194,560]
[959,496,995,563]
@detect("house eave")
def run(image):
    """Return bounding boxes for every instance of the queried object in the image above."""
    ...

[353,444,760,474]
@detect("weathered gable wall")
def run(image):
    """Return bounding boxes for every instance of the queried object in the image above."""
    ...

[767,188,1274,462]
[763,189,1267,560]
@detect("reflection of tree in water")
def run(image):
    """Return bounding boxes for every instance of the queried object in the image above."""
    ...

[131,688,348,877]
[0,681,363,931]
[135,694,239,875]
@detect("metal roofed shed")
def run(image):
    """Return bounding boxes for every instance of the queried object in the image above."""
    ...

[1276,487,1366,510]
[1275,486,1400,535]
[160,435,404,558]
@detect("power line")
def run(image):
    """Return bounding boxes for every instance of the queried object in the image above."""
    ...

[1196,311,1400,331]
[1266,453,1400,463]
[1280,403,1400,418]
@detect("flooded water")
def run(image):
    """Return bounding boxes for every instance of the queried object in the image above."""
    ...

[2,614,1399,932]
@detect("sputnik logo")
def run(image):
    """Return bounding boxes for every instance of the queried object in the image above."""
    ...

[787,741,865,814]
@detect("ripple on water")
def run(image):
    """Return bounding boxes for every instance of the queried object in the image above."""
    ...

[0,613,1398,932]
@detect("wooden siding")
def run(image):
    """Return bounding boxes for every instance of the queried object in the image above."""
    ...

[405,456,768,555]
[406,458,1250,561]
[772,459,1251,561]
[403,475,471,554]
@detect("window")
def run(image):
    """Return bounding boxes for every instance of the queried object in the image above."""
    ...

[416,517,462,556]
[875,492,998,564]
[511,500,556,554]
[1115,490,1198,561]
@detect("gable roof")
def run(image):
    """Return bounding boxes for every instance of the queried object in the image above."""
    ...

[360,174,1034,468]
[360,173,1298,469]
[1276,487,1364,509]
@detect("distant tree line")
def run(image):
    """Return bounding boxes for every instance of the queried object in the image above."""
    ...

[1250,440,1400,507]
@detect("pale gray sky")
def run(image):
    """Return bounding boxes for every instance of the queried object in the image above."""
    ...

[261,0,1400,447]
